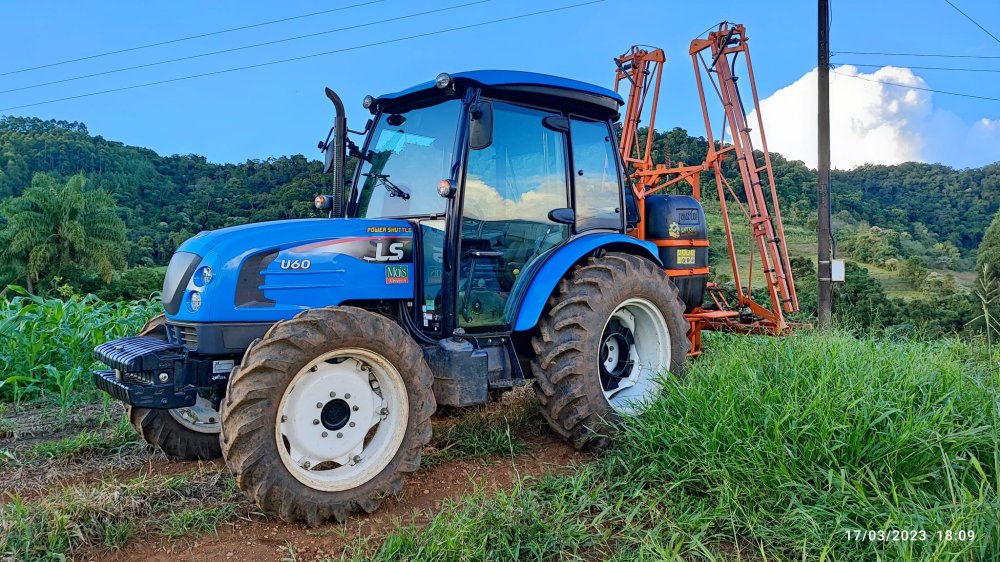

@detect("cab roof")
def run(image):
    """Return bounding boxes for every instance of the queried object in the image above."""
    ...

[375,70,624,117]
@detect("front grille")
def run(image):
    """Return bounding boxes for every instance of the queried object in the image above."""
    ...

[179,325,198,348]
[165,322,198,350]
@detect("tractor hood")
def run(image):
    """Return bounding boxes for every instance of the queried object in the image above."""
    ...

[164,218,415,323]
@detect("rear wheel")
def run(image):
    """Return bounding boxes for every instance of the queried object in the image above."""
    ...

[127,314,223,461]
[531,253,689,450]
[220,306,435,525]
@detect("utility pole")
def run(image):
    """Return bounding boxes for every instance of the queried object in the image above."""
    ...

[817,0,833,328]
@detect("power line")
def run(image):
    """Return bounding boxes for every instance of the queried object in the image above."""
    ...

[0,0,384,77]
[942,0,1000,46]
[0,1,605,113]
[839,62,1000,73]
[833,50,1000,59]
[0,1,490,95]
[831,70,1000,102]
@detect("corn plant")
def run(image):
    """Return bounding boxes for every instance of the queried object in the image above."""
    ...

[0,287,158,408]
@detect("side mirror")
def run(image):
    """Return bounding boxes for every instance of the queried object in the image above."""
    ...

[320,87,348,217]
[469,101,493,150]
[547,208,575,225]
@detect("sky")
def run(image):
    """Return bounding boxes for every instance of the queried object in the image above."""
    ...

[1,0,998,170]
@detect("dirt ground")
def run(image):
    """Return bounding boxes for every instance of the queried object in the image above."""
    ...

[77,437,579,562]
[2,394,584,562]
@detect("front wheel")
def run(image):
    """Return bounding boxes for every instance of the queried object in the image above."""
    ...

[531,252,689,450]
[128,314,223,460]
[220,306,435,525]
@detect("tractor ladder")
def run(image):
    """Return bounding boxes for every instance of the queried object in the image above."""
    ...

[688,22,798,331]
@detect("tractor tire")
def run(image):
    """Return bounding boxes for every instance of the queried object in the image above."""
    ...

[220,306,435,526]
[531,252,689,451]
[126,314,223,461]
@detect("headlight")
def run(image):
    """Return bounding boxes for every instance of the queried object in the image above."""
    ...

[193,265,213,286]
[189,291,202,312]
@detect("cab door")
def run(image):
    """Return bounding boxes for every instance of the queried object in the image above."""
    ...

[457,101,571,331]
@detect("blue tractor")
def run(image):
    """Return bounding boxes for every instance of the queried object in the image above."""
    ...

[93,70,698,525]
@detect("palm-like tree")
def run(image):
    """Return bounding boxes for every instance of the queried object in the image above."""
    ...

[1,173,126,293]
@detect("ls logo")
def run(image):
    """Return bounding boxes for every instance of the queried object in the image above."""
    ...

[365,242,406,262]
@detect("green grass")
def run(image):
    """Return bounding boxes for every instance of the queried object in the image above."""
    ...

[101,520,135,549]
[0,411,141,468]
[162,504,238,539]
[346,332,999,561]
[0,470,240,560]
[423,390,538,467]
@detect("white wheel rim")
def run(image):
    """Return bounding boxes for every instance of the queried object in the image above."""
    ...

[168,395,221,434]
[598,297,670,414]
[275,348,408,492]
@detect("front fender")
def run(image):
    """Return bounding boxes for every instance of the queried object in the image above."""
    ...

[508,233,662,332]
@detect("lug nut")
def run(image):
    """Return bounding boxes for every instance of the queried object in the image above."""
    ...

[316,402,323,408]
[303,461,311,469]
[330,392,336,398]
[349,422,356,428]
[322,431,328,438]
[352,455,361,464]
[337,432,343,438]
[313,419,320,425]
[281,415,288,422]
[344,393,351,399]
[352,405,359,411]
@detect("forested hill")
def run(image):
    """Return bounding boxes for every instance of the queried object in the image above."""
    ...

[2,116,998,266]
[0,116,333,266]
[650,127,1000,254]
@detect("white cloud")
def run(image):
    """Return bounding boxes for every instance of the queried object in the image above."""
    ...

[747,65,1000,169]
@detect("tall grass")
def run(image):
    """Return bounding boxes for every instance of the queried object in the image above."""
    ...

[620,332,998,560]
[0,288,158,406]
[351,332,999,561]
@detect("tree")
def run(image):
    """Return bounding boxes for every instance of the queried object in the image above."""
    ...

[898,256,929,290]
[0,173,127,293]
[842,225,899,266]
[974,210,1000,336]
[833,262,898,332]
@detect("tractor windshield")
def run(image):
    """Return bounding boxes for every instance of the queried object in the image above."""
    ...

[353,99,462,218]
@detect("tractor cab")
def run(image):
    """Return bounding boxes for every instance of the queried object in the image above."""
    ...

[328,71,636,337]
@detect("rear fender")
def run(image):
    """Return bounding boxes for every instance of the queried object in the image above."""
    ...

[508,233,662,332]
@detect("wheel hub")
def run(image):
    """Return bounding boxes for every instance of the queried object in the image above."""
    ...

[320,398,351,431]
[169,394,221,434]
[275,348,409,492]
[599,318,636,391]
[598,298,670,414]
[281,358,381,468]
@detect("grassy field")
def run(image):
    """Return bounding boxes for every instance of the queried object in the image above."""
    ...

[0,289,996,560]
[703,203,973,300]
[345,332,998,562]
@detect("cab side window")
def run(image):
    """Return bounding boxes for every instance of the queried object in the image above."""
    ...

[571,117,623,231]
[459,101,570,329]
